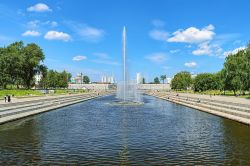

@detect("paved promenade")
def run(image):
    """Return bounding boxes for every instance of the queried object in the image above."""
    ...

[166,92,250,105]
[147,91,250,125]
[0,93,87,105]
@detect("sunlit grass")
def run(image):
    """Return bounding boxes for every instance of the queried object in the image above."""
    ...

[0,89,87,98]
[173,89,250,98]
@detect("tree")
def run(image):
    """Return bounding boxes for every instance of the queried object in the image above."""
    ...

[142,77,146,84]
[214,70,226,93]
[83,76,90,84]
[223,49,248,95]
[160,75,166,84]
[154,77,160,84]
[171,71,192,90]
[0,42,23,88]
[58,70,69,88]
[21,43,45,89]
[246,44,250,92]
[193,73,218,92]
[39,66,48,89]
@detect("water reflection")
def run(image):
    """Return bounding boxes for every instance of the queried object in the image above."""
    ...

[0,95,250,165]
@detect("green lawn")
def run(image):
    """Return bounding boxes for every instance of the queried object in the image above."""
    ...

[0,89,44,98]
[173,90,250,98]
[0,89,87,99]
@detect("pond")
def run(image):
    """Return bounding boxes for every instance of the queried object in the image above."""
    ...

[0,95,250,165]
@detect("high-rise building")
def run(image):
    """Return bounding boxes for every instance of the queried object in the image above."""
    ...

[136,73,143,84]
[101,75,115,84]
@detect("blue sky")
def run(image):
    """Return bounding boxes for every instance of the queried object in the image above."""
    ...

[0,0,249,82]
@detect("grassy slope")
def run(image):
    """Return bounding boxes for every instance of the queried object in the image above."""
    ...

[174,90,250,99]
[0,89,87,99]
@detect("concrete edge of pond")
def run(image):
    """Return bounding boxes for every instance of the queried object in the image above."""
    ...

[0,93,112,125]
[146,93,250,126]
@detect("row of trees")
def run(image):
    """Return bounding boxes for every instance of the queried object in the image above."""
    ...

[171,44,250,95]
[39,69,72,89]
[153,75,167,84]
[0,41,83,89]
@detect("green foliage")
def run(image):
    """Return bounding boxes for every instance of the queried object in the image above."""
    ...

[83,76,90,84]
[0,41,45,89]
[193,73,219,92]
[54,89,86,94]
[222,44,250,94]
[40,69,70,89]
[142,77,146,84]
[154,77,160,84]
[160,75,166,83]
[0,90,43,98]
[171,71,192,90]
[21,43,45,88]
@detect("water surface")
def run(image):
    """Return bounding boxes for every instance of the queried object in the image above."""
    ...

[0,95,250,165]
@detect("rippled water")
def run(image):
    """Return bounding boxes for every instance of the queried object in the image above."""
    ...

[1,95,250,165]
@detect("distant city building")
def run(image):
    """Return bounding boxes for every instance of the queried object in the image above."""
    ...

[71,73,84,84]
[166,77,172,84]
[136,73,143,84]
[35,72,42,85]
[101,75,115,84]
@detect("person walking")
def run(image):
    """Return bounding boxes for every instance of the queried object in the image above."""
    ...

[7,95,11,103]
[4,95,7,103]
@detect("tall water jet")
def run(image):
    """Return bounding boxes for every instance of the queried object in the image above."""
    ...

[122,26,127,102]
[116,27,142,104]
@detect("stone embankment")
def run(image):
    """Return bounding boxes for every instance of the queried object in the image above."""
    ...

[146,91,250,125]
[0,92,112,124]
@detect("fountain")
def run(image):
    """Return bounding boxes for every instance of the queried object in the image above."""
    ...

[116,27,142,105]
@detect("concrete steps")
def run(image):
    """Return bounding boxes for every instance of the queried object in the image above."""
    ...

[0,92,111,125]
[0,93,96,109]
[146,92,250,125]
[0,94,94,112]
[0,95,94,118]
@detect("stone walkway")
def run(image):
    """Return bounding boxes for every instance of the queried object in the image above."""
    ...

[0,93,94,105]
[164,92,250,105]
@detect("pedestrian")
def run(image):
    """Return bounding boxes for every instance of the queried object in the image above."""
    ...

[4,95,7,103]
[7,95,11,103]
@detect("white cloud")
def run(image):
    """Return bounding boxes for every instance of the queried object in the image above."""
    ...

[152,19,165,27]
[223,46,246,57]
[149,29,168,41]
[145,53,167,63]
[170,49,180,54]
[27,20,40,29]
[91,53,119,65]
[27,20,58,29]
[184,62,197,68]
[27,3,52,12]
[162,66,170,70]
[185,45,192,48]
[50,21,58,27]
[77,26,104,42]
[44,31,71,41]
[93,52,109,59]
[22,30,41,37]
[66,21,105,42]
[192,42,222,56]
[72,55,87,61]
[91,59,120,66]
[168,24,215,43]
[44,21,58,27]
